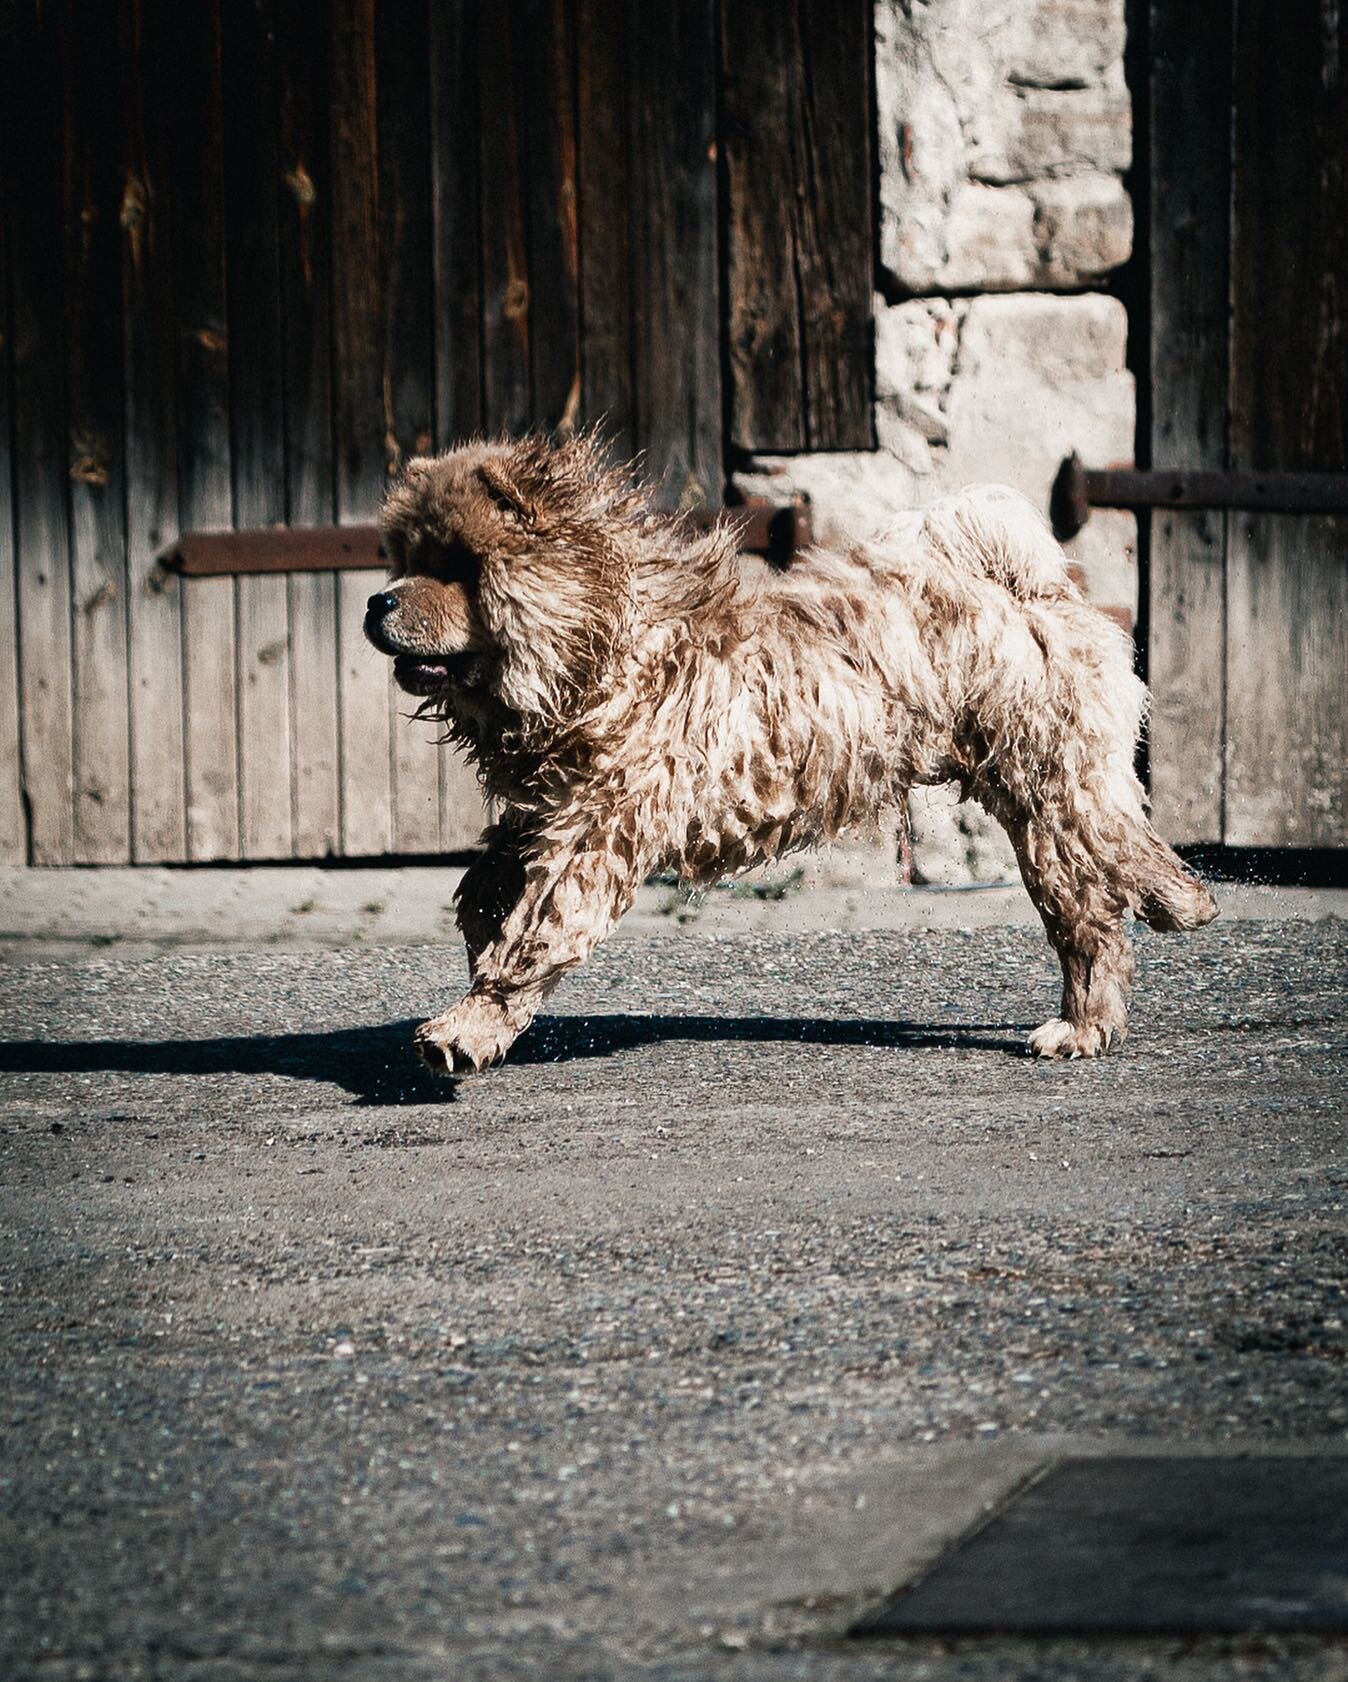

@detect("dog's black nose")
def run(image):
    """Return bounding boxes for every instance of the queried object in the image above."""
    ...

[366,590,398,619]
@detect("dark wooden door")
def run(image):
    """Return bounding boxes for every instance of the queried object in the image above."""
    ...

[0,0,873,864]
[1148,0,1347,847]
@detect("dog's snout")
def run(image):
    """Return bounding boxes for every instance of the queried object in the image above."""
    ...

[366,589,398,620]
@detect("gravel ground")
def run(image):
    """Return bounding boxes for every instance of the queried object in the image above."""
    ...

[1,916,1346,1680]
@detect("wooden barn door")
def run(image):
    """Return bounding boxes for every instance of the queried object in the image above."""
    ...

[1,0,872,864]
[1148,0,1347,848]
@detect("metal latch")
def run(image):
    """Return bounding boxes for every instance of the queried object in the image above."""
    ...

[1051,453,1348,539]
[161,500,814,578]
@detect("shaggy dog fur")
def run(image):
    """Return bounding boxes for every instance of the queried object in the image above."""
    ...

[366,433,1217,1074]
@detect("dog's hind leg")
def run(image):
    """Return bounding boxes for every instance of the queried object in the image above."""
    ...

[984,744,1214,1058]
[994,805,1137,1059]
[973,570,1216,1053]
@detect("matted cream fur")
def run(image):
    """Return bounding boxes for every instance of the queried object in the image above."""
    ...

[365,433,1217,1073]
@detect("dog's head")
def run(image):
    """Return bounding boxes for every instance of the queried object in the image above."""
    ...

[366,435,640,731]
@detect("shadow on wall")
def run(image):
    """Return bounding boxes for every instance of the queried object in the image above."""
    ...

[0,1014,1031,1106]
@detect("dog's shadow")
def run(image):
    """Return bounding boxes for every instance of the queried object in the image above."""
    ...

[0,1013,1028,1108]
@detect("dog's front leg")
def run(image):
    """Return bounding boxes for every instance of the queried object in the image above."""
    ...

[416,840,641,1074]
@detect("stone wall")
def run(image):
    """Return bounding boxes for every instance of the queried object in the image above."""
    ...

[736,0,1137,887]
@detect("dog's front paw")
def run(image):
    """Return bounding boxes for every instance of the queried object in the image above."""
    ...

[1028,1017,1126,1060]
[415,997,519,1075]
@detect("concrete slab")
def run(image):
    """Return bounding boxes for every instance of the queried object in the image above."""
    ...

[856,1455,1348,1635]
[0,863,1343,960]
[2,921,1346,1677]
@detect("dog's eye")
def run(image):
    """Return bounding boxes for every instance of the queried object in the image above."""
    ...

[437,541,478,584]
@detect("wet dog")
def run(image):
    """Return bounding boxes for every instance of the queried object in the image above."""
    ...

[366,433,1216,1073]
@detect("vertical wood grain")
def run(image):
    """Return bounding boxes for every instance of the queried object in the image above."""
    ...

[521,0,581,432]
[119,0,187,860]
[224,0,292,860]
[1145,0,1230,842]
[1223,514,1346,846]
[0,102,25,863]
[720,0,803,450]
[721,0,873,452]
[330,0,392,856]
[429,0,488,850]
[163,0,239,860]
[479,10,531,434]
[61,0,131,862]
[276,0,339,857]
[1225,0,1347,846]
[430,0,483,449]
[628,0,721,510]
[376,0,442,854]
[791,0,873,449]
[576,0,635,460]
[7,0,75,863]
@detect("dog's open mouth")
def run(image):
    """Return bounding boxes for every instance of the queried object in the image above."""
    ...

[393,653,485,695]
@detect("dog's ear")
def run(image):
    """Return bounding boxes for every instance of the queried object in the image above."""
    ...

[477,458,540,527]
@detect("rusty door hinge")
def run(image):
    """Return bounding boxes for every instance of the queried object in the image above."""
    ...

[1052,453,1348,538]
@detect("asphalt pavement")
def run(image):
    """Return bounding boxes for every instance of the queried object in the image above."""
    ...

[1,890,1346,1680]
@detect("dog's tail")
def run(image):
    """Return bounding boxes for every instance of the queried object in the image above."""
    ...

[925,488,1219,934]
[921,485,1074,603]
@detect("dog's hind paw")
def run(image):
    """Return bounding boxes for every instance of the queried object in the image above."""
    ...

[415,998,519,1075]
[1028,1017,1125,1060]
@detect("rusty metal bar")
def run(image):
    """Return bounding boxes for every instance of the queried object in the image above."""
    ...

[165,526,384,576]
[1052,452,1348,538]
[162,500,815,577]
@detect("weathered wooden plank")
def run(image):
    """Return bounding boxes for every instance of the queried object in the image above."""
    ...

[438,747,485,852]
[235,568,293,859]
[1225,0,1347,847]
[223,0,286,535]
[478,9,531,434]
[375,0,441,852]
[287,567,340,857]
[429,0,483,448]
[223,0,292,860]
[394,699,445,856]
[119,0,187,861]
[1230,0,1346,478]
[428,0,488,851]
[0,112,25,863]
[1224,515,1347,846]
[330,0,392,856]
[63,0,132,863]
[375,0,435,474]
[182,587,238,834]
[276,0,339,858]
[575,0,634,459]
[161,0,239,860]
[1145,0,1231,843]
[7,0,76,863]
[720,1,804,451]
[721,0,873,452]
[628,0,721,509]
[521,0,581,432]
[793,0,873,450]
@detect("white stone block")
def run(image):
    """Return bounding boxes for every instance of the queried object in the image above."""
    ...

[908,785,1020,887]
[876,0,1132,291]
[736,294,1138,618]
[1031,173,1134,284]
